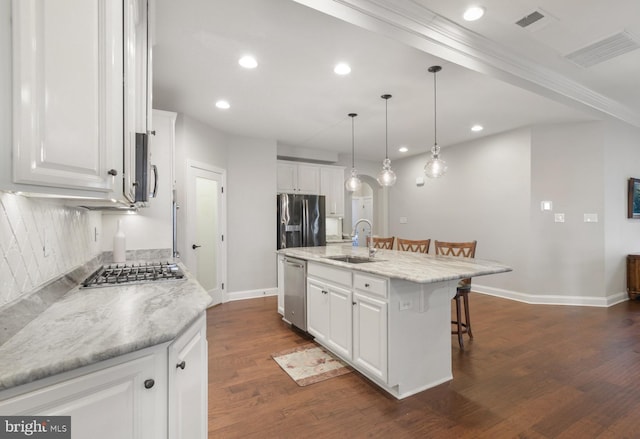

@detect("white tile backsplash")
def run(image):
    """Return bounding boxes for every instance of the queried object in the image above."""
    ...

[0,192,101,308]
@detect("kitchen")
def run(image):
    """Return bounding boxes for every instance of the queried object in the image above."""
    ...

[2,0,640,437]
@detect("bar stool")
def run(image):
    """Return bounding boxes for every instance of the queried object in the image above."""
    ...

[434,240,477,349]
[366,236,395,249]
[397,238,430,253]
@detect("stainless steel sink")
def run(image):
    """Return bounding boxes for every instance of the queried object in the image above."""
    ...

[324,255,381,264]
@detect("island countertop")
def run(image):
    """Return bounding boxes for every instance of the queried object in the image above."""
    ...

[277,245,512,284]
[0,260,212,392]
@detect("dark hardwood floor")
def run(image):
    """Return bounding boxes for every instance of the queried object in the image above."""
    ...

[207,294,640,438]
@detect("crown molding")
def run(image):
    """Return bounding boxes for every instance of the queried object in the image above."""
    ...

[294,0,640,127]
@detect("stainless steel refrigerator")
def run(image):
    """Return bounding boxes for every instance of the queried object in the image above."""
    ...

[277,193,326,249]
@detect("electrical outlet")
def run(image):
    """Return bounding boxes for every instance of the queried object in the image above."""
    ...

[399,300,412,311]
[399,217,408,224]
[584,213,598,223]
[554,213,565,223]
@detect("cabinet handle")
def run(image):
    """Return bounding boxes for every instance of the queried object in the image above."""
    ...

[144,379,155,389]
[352,301,357,306]
[148,130,156,136]
[364,283,370,288]
[321,290,328,295]
[107,169,118,176]
[176,360,186,370]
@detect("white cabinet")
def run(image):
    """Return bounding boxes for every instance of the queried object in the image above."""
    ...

[353,292,388,382]
[306,263,355,360]
[0,350,167,439]
[0,312,208,438]
[9,0,150,202]
[277,161,319,194]
[320,166,345,217]
[168,314,208,439]
[277,254,285,315]
[11,0,123,193]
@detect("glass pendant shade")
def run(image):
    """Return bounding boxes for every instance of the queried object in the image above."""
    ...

[425,65,447,179]
[345,113,362,192]
[345,168,362,191]
[378,94,396,187]
[377,158,397,186]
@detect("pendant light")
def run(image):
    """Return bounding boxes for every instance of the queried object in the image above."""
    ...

[424,66,448,179]
[377,94,396,187]
[345,113,362,192]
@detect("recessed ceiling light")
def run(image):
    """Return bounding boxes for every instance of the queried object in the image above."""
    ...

[399,146,408,153]
[471,124,484,132]
[334,63,351,75]
[463,6,485,21]
[238,55,258,69]
[215,100,230,110]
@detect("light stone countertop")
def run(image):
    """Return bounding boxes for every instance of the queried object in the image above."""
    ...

[278,245,512,283]
[0,260,212,391]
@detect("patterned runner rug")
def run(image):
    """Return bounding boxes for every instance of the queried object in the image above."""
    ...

[271,343,352,386]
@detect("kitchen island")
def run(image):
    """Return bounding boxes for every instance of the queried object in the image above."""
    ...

[277,245,511,399]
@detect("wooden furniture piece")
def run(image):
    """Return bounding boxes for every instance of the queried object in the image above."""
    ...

[434,240,477,349]
[397,238,430,254]
[627,254,640,300]
[366,236,395,249]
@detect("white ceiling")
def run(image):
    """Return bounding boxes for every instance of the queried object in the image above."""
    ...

[153,0,639,162]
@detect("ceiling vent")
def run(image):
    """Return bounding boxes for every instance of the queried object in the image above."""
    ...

[516,11,544,28]
[514,9,556,32]
[565,31,640,68]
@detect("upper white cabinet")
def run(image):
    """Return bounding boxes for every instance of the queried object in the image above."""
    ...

[9,0,151,201]
[277,161,345,216]
[277,161,319,194]
[320,166,345,217]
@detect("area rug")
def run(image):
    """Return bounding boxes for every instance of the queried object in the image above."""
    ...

[271,343,352,386]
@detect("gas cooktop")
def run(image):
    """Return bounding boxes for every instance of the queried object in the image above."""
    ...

[81,261,185,288]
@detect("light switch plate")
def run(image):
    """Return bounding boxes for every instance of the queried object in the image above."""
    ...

[541,201,553,211]
[554,213,565,223]
[584,213,598,223]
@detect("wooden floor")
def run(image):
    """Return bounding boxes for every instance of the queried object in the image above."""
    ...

[207,294,640,438]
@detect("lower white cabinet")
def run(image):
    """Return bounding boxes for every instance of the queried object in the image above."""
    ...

[307,262,388,380]
[307,277,352,359]
[353,292,388,382]
[168,313,208,439]
[0,312,208,439]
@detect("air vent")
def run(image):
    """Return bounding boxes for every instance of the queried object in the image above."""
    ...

[516,11,545,28]
[565,31,640,68]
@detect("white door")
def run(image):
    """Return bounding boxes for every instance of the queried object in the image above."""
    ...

[186,162,226,305]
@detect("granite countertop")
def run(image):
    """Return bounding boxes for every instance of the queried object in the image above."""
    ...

[0,257,212,392]
[278,245,512,284]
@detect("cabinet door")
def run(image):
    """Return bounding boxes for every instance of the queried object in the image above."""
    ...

[277,254,285,315]
[12,0,123,192]
[320,167,345,216]
[277,162,297,193]
[168,313,208,439]
[123,0,150,202]
[296,164,320,194]
[306,279,329,342]
[327,285,352,359]
[0,352,166,439]
[353,293,388,382]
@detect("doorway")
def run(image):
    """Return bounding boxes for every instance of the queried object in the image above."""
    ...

[185,160,226,305]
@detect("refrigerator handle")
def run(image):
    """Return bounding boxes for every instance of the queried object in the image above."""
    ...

[302,199,308,246]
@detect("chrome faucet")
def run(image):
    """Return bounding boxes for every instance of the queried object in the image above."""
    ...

[352,218,377,258]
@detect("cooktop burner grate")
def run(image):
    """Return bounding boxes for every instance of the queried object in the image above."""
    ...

[81,261,185,288]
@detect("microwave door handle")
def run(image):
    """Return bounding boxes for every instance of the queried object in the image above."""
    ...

[150,164,158,198]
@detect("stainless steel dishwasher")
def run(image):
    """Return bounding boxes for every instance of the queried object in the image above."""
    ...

[283,257,307,331]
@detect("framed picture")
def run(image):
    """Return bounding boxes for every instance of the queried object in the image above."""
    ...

[628,178,640,218]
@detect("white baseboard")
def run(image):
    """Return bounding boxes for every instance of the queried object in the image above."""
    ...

[226,287,278,302]
[474,284,628,308]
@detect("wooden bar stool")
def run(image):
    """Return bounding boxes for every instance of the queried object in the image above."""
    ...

[366,236,395,249]
[434,240,477,349]
[397,238,430,253]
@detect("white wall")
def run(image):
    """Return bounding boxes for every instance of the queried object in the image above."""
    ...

[389,128,531,294]
[227,136,277,295]
[603,120,640,296]
[529,122,605,299]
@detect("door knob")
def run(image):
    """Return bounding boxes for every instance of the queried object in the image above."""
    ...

[192,244,201,249]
